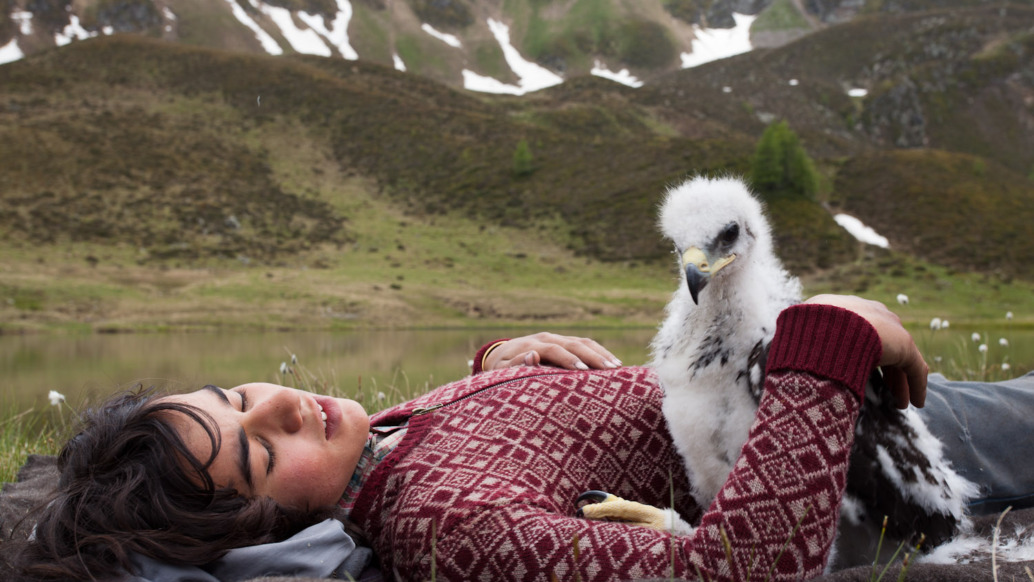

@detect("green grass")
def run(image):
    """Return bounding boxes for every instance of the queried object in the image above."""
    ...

[0,404,65,484]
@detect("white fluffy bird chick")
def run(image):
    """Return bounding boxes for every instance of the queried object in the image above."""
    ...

[650,176,801,509]
[649,176,975,559]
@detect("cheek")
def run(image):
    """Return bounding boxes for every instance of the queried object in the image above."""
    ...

[274,449,351,509]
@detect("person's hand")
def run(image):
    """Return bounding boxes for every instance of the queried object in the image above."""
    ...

[803,295,929,408]
[484,333,623,371]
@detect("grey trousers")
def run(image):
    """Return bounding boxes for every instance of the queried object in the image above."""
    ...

[918,370,1034,515]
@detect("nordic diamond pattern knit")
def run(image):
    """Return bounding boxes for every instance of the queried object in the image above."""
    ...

[351,305,880,581]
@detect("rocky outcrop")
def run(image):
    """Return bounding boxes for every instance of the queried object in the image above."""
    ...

[862,77,928,147]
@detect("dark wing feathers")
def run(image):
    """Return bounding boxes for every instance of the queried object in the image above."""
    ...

[846,372,959,547]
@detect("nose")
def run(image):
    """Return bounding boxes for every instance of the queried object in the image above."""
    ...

[243,388,303,434]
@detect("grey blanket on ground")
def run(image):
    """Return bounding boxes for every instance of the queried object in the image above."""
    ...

[3,455,1033,581]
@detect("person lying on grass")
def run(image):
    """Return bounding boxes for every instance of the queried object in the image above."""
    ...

[14,295,1033,581]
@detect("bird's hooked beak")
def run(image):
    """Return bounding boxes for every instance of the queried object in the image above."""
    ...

[682,246,737,304]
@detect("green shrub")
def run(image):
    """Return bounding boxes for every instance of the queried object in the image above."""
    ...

[750,120,818,200]
[512,139,535,177]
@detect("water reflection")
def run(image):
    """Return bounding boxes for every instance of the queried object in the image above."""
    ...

[0,328,657,410]
[3,327,1031,411]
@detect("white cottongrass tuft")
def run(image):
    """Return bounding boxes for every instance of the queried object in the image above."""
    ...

[279,361,289,375]
[896,293,909,305]
[941,320,950,329]
[1006,311,1014,320]
[999,338,1009,347]
[48,390,66,406]
[1002,362,1012,372]
[930,317,942,331]
[972,332,982,342]
[979,344,988,353]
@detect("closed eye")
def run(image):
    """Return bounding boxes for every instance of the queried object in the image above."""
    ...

[261,438,276,476]
[237,388,275,477]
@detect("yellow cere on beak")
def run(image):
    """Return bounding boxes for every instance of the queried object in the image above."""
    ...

[681,247,737,305]
[681,247,737,275]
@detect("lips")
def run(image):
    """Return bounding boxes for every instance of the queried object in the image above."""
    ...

[313,395,340,440]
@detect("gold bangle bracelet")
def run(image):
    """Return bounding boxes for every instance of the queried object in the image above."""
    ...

[480,340,509,371]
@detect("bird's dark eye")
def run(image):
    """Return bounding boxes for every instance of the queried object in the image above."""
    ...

[718,223,740,247]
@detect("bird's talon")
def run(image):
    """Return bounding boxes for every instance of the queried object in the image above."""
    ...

[575,490,613,509]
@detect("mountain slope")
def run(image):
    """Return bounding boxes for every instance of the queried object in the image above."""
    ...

[0,35,757,265]
[4,5,1034,284]
[637,5,1034,174]
[0,0,748,90]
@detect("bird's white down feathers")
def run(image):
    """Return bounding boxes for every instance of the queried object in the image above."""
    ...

[649,176,976,557]
[651,176,800,508]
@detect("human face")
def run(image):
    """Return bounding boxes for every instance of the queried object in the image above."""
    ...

[165,383,369,512]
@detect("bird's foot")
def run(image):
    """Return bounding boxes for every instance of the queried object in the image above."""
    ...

[575,490,695,535]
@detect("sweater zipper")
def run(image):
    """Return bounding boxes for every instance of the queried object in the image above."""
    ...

[410,371,563,416]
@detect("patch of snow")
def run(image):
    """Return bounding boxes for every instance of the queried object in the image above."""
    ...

[462,69,522,95]
[788,78,798,86]
[297,0,357,59]
[0,38,24,65]
[681,12,755,68]
[102,25,114,35]
[257,1,332,56]
[462,18,561,95]
[393,53,406,71]
[848,88,868,97]
[225,0,283,55]
[55,15,96,46]
[421,23,461,48]
[12,10,33,35]
[834,213,889,248]
[591,60,643,88]
[722,86,732,93]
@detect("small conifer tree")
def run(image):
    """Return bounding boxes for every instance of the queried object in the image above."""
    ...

[512,140,535,177]
[750,121,818,199]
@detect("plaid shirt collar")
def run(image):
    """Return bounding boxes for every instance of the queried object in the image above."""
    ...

[338,423,408,516]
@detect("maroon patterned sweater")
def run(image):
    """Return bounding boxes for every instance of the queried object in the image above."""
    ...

[350,304,882,581]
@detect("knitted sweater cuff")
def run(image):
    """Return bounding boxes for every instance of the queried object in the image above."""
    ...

[766,304,882,400]
[472,339,510,375]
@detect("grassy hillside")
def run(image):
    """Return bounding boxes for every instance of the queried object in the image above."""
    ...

[638,5,1034,171]
[2,32,1034,331]
[831,150,1034,279]
[0,36,755,265]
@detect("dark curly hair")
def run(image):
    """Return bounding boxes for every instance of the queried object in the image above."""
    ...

[16,386,333,580]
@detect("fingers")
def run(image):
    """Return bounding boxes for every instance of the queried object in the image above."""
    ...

[901,343,929,408]
[487,333,622,371]
[804,294,929,409]
[536,336,622,370]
